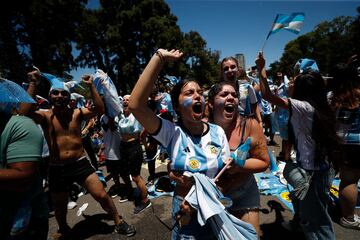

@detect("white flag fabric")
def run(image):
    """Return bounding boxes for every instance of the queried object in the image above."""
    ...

[266,12,305,39]
[184,172,258,240]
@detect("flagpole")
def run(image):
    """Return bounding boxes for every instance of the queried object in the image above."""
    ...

[262,15,277,53]
[261,39,268,52]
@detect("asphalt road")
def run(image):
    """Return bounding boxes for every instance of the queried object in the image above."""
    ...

[47,136,360,240]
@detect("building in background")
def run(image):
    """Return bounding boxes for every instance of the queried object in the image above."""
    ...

[235,53,246,70]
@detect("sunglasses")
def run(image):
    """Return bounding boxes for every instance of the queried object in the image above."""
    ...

[223,65,237,72]
[51,90,69,97]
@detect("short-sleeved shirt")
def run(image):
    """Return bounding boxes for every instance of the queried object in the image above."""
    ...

[100,115,122,160]
[289,99,329,170]
[237,80,258,116]
[1,115,43,167]
[0,115,44,234]
[152,118,230,179]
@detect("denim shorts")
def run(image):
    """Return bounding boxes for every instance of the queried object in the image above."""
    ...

[171,195,216,240]
[225,175,260,211]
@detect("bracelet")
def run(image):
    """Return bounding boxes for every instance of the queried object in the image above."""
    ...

[155,50,165,62]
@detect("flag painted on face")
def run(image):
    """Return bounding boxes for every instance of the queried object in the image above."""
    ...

[266,12,305,39]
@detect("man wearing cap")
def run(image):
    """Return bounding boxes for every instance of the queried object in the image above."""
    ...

[22,71,136,238]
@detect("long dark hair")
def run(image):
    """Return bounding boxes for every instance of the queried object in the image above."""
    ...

[170,79,197,119]
[292,71,341,166]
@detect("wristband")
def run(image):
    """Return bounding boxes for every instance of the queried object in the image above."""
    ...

[155,50,165,62]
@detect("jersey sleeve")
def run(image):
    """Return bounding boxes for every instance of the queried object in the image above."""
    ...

[151,118,176,148]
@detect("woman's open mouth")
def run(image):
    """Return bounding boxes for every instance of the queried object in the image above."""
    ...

[192,102,203,114]
[224,104,235,114]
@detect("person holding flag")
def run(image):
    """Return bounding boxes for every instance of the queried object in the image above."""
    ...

[256,52,340,240]
[129,49,232,239]
[20,71,136,238]
[207,81,270,236]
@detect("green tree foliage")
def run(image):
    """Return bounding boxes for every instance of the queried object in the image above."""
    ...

[0,0,87,97]
[75,0,219,94]
[4,1,357,98]
[0,2,29,82]
[271,9,359,77]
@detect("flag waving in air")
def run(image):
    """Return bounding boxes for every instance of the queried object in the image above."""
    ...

[266,12,305,39]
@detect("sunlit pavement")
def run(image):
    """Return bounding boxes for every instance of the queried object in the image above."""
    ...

[47,136,360,240]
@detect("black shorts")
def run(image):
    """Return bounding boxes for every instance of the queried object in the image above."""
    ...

[105,159,122,175]
[48,157,95,192]
[120,140,144,177]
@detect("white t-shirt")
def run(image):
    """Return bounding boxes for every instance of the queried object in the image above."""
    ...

[101,115,121,160]
[289,98,329,170]
[237,80,258,115]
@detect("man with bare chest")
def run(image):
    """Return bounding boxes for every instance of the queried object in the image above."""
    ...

[23,71,136,238]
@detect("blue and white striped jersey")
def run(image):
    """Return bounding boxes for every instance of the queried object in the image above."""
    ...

[152,118,230,179]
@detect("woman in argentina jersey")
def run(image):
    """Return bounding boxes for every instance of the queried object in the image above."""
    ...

[207,82,270,236]
[129,49,230,240]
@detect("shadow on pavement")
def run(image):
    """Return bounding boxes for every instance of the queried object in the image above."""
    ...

[260,200,305,240]
[68,213,114,239]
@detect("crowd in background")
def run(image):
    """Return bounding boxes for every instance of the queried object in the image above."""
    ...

[0,49,359,240]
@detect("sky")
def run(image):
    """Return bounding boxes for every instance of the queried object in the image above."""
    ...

[71,0,360,80]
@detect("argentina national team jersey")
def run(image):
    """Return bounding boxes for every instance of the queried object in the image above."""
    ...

[152,118,230,179]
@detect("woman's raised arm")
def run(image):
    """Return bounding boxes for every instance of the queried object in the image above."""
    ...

[129,49,183,134]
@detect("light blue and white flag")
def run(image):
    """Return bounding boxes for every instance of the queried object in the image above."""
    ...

[93,69,122,118]
[185,172,257,240]
[266,12,305,39]
[41,72,83,93]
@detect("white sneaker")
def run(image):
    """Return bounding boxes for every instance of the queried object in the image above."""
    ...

[339,215,360,230]
[76,203,89,216]
[67,201,77,210]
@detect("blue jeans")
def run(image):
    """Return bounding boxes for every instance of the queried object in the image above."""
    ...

[292,169,335,240]
[171,195,216,240]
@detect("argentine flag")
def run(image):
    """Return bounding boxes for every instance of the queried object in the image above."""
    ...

[266,12,305,39]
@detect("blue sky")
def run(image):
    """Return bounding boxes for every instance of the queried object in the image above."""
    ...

[72,0,359,79]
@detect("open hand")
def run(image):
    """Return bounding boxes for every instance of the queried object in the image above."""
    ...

[157,49,183,62]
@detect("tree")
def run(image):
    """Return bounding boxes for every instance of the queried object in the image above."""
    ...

[271,11,359,76]
[0,0,87,97]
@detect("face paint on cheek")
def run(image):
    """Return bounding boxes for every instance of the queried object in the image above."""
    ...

[224,68,238,75]
[181,97,192,108]
[214,98,226,109]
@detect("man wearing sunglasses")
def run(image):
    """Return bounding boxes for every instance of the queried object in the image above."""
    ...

[21,72,136,238]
